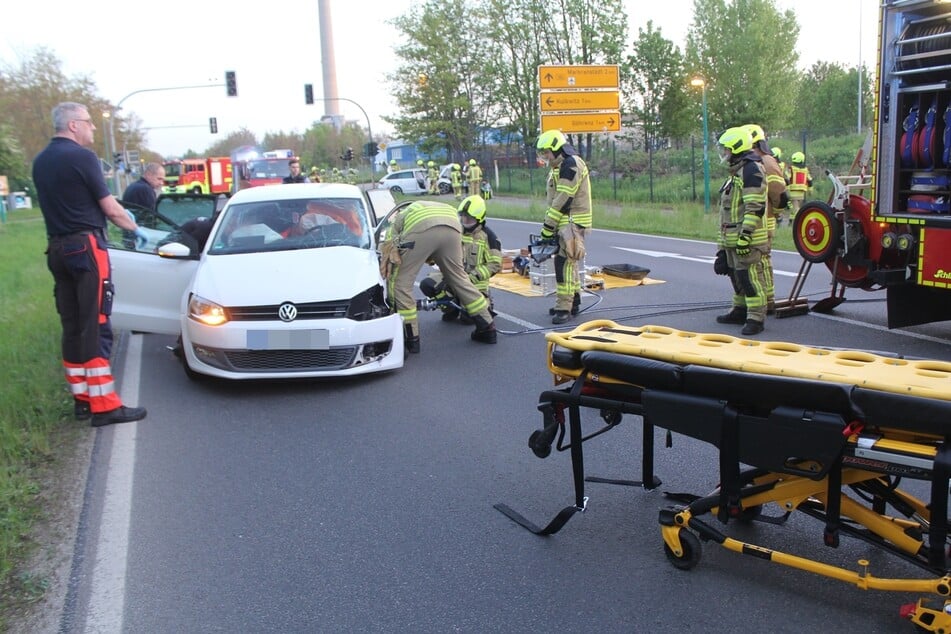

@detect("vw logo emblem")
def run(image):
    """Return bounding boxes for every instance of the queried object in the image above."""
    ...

[278,303,298,322]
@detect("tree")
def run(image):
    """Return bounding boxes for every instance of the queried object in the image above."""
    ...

[684,0,800,134]
[623,21,685,151]
[0,124,28,190]
[793,61,872,136]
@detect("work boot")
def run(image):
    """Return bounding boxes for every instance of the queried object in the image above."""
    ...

[458,312,473,325]
[471,317,498,344]
[91,405,147,427]
[741,319,764,336]
[766,301,776,316]
[404,324,420,354]
[551,310,572,325]
[441,307,460,322]
[74,399,91,421]
[716,307,747,325]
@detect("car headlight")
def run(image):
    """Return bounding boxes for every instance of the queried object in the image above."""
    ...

[188,293,229,326]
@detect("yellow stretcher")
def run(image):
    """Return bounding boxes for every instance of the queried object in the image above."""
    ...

[494,320,951,631]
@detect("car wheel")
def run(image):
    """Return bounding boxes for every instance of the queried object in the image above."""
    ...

[438,182,451,195]
[191,186,202,195]
[390,186,403,194]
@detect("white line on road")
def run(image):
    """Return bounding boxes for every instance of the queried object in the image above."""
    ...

[84,334,141,634]
[612,246,798,276]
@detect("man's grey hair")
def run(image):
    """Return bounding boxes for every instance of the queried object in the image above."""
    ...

[52,102,88,132]
[143,162,164,176]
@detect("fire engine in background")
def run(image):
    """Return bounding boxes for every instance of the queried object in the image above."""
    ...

[231,148,298,191]
[791,0,951,328]
[162,157,232,195]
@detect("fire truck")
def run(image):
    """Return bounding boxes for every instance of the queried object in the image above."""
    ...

[162,157,232,195]
[792,0,951,328]
[231,148,298,191]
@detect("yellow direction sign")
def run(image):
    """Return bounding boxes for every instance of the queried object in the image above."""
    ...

[540,90,620,113]
[541,111,621,134]
[538,65,620,90]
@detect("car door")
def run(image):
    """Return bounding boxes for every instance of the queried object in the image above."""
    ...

[107,196,216,335]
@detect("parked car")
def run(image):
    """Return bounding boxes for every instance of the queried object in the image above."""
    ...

[108,184,404,380]
[377,168,429,195]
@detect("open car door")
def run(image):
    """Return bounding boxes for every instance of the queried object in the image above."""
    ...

[108,194,219,335]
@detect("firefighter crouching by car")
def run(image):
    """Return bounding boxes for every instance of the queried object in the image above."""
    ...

[420,196,502,322]
[379,200,498,353]
[536,129,591,325]
[714,126,769,336]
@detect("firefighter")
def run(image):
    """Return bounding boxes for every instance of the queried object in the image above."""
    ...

[467,158,483,197]
[714,126,769,336]
[771,147,787,182]
[427,160,439,195]
[536,129,591,324]
[450,163,464,199]
[308,166,321,183]
[417,158,425,169]
[745,124,790,314]
[389,159,399,174]
[787,151,814,221]
[379,200,498,353]
[420,195,502,322]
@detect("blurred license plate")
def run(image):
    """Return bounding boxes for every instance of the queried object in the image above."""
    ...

[246,329,329,350]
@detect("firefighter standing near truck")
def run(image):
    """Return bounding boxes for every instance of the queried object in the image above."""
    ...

[787,151,813,221]
[536,129,591,325]
[714,126,769,336]
[451,163,464,199]
[379,200,498,353]
[745,124,789,314]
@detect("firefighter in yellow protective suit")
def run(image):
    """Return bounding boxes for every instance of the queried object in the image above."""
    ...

[467,158,483,197]
[389,159,399,174]
[427,161,439,195]
[536,129,592,325]
[380,200,497,353]
[745,124,789,315]
[420,196,502,322]
[714,126,769,336]
[787,151,813,221]
[450,163,464,199]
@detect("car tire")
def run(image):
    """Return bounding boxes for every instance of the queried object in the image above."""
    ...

[191,186,202,195]
[390,186,403,194]
[438,182,451,195]
[182,356,206,382]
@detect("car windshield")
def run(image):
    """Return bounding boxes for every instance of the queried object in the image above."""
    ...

[208,197,371,255]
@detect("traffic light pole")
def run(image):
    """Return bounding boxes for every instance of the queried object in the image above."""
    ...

[312,96,374,174]
[108,82,229,192]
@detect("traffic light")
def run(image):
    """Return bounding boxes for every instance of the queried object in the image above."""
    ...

[225,71,237,97]
[209,117,218,134]
[304,83,314,105]
[364,142,379,158]
[344,147,354,161]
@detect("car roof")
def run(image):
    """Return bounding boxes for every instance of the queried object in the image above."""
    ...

[228,183,364,203]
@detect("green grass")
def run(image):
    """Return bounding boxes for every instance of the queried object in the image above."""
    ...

[0,192,800,623]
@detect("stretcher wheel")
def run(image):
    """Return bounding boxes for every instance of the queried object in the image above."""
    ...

[664,528,701,570]
[600,409,622,426]
[735,504,762,523]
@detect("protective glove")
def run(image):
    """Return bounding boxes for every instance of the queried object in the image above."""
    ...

[134,227,149,250]
[735,233,752,256]
[713,249,730,275]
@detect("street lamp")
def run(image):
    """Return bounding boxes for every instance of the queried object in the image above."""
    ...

[690,77,710,213]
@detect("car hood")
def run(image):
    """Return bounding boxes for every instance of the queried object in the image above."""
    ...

[194,247,383,305]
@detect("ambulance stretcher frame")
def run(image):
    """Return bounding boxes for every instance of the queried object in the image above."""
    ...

[494,321,951,630]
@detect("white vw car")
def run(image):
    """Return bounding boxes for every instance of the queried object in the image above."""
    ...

[109,185,404,380]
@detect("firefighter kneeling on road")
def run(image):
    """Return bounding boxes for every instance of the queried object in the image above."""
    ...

[420,195,502,323]
[379,200,498,354]
[713,126,769,336]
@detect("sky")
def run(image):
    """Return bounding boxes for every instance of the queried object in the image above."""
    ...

[0,0,877,158]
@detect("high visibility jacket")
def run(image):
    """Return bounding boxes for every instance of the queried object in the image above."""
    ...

[719,153,768,248]
[388,200,460,240]
[461,224,502,294]
[788,164,812,197]
[468,164,482,182]
[542,153,592,236]
[760,154,789,214]
[451,171,462,187]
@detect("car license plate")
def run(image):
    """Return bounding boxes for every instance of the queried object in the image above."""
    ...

[246,329,329,350]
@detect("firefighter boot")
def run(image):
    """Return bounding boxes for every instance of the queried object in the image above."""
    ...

[441,306,460,322]
[741,319,764,336]
[716,306,747,325]
[471,316,498,344]
[404,324,420,354]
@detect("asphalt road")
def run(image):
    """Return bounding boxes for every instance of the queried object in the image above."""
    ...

[60,218,951,633]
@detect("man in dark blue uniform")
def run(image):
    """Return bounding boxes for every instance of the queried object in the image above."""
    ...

[32,102,148,427]
[121,161,166,210]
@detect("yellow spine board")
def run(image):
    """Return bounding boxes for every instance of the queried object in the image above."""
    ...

[545,320,951,401]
